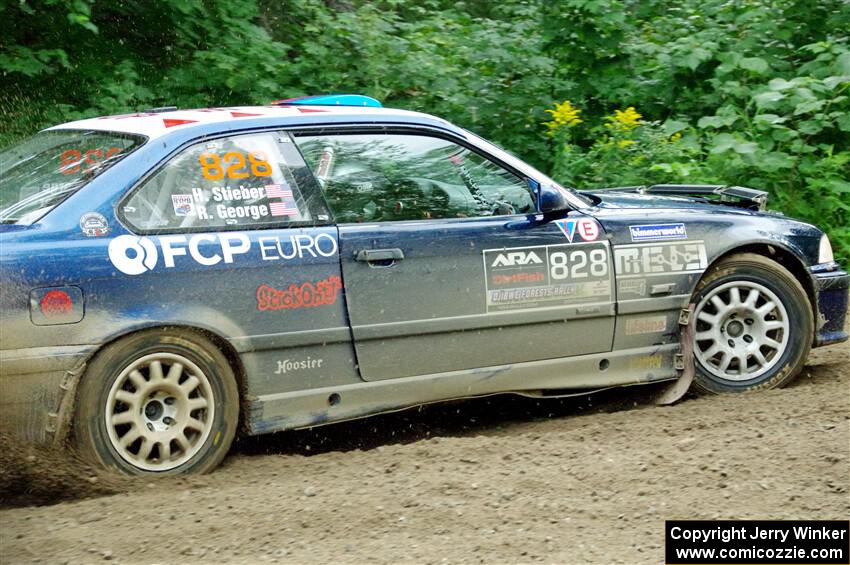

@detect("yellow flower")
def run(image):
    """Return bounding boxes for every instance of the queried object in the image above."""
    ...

[670,132,682,142]
[544,100,583,134]
[604,106,642,133]
[617,139,636,148]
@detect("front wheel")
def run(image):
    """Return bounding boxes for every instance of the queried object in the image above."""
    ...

[74,329,239,474]
[691,253,813,393]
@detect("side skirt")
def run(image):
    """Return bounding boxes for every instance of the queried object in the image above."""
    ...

[245,344,679,435]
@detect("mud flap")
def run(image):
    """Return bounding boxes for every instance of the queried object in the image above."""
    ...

[654,304,695,405]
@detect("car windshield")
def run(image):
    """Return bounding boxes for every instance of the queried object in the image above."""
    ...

[461,129,592,208]
[0,129,145,224]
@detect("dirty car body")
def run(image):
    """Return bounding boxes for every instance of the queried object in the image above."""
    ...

[1,99,847,473]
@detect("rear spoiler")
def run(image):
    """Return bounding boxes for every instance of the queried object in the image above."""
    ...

[632,184,769,211]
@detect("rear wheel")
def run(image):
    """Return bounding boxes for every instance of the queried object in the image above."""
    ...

[75,329,239,474]
[691,253,813,393]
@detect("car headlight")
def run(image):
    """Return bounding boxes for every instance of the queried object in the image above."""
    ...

[819,234,834,264]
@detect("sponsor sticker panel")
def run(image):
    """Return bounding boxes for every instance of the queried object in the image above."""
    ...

[256,275,343,312]
[629,223,687,242]
[483,242,612,312]
[618,279,647,298]
[554,218,601,243]
[624,315,668,336]
[108,232,338,275]
[274,356,324,375]
[614,241,708,279]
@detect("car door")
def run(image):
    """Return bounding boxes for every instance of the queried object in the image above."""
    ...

[293,128,615,381]
[115,130,360,397]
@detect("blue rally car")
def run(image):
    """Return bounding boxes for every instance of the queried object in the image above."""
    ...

[1,95,847,474]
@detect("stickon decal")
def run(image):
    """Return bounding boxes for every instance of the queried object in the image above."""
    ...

[274,356,324,374]
[178,182,304,223]
[162,118,198,128]
[624,315,668,335]
[79,212,109,237]
[617,279,647,298]
[614,241,708,278]
[483,242,612,312]
[171,195,195,217]
[256,275,343,312]
[629,223,687,242]
[108,233,338,275]
[40,290,74,316]
[198,151,273,180]
[554,218,600,242]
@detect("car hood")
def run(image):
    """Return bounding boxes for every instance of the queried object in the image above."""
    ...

[583,189,760,215]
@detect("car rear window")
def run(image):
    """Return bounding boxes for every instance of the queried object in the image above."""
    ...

[0,129,145,224]
[121,131,325,233]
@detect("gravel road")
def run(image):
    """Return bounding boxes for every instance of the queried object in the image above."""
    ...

[1,326,848,564]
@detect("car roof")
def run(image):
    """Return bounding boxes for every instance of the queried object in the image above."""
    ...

[46,105,464,140]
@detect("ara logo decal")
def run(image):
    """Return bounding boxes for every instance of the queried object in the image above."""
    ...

[555,218,600,242]
[491,251,544,267]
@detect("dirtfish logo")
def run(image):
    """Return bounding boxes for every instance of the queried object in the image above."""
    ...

[492,251,543,267]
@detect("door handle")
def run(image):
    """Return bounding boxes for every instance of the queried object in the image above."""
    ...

[354,248,405,265]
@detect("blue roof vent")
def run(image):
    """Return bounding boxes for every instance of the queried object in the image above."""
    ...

[272,94,382,108]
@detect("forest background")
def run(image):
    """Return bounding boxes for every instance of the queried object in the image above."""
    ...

[1,0,848,261]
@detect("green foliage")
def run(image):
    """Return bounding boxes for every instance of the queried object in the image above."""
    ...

[0,0,847,261]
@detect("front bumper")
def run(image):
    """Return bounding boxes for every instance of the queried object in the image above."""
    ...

[811,266,849,347]
[0,345,95,443]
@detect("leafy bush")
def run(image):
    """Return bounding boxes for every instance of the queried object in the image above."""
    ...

[0,0,847,261]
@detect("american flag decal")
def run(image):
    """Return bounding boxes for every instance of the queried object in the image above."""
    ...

[269,201,299,217]
[265,183,292,199]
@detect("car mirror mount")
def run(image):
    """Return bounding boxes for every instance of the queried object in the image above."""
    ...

[537,183,571,218]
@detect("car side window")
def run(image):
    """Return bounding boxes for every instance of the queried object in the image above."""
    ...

[293,132,534,222]
[122,132,327,232]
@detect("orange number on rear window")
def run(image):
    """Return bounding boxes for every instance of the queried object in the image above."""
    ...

[60,150,82,174]
[84,149,103,172]
[199,151,272,179]
[199,153,225,180]
[223,151,249,179]
[248,152,273,177]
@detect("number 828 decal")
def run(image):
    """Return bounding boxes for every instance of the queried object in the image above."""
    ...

[483,242,613,312]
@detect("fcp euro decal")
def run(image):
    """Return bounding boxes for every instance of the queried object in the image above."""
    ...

[108,235,159,275]
[107,232,338,275]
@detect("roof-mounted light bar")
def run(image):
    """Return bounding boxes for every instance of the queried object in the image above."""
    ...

[271,94,383,108]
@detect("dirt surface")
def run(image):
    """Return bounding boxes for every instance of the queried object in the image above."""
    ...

[1,334,848,564]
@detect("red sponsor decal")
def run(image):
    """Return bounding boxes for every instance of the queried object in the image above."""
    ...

[256,275,343,312]
[162,118,198,128]
[296,108,329,113]
[40,290,73,317]
[230,111,262,118]
[578,218,599,241]
[492,272,545,285]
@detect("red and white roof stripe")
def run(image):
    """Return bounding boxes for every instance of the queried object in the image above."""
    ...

[47,105,428,139]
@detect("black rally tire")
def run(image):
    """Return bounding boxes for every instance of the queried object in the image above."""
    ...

[74,328,239,474]
[690,252,813,394]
